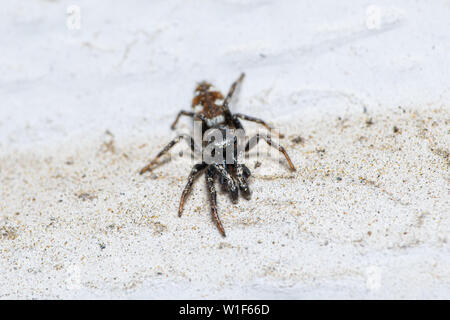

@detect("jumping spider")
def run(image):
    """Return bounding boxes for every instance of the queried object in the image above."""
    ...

[140,73,296,236]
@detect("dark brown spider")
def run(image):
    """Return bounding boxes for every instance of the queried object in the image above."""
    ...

[140,73,296,236]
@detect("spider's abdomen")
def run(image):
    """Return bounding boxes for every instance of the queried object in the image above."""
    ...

[192,91,224,111]
[192,84,227,128]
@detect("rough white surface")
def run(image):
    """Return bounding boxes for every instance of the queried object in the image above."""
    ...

[0,0,449,299]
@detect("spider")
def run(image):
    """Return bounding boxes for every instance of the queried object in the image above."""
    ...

[140,73,296,236]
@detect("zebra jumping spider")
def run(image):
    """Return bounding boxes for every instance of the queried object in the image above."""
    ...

[140,73,296,236]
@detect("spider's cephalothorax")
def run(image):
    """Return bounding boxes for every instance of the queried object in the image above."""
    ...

[140,73,296,236]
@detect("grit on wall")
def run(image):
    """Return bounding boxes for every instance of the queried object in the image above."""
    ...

[0,0,449,299]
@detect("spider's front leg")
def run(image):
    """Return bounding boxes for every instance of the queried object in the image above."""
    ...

[178,163,207,216]
[206,166,226,237]
[245,133,296,171]
[139,134,200,174]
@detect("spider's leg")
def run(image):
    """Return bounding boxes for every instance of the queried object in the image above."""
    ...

[178,163,207,216]
[170,111,195,130]
[235,163,251,199]
[140,134,200,174]
[245,133,296,171]
[206,166,226,237]
[223,73,245,112]
[213,164,239,203]
[170,111,208,130]
[233,113,284,138]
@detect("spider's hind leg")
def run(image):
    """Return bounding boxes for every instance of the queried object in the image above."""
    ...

[206,166,226,237]
[223,73,245,110]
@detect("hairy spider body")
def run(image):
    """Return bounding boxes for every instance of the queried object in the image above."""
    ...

[140,73,296,236]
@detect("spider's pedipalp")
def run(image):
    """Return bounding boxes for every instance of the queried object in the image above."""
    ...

[214,164,239,203]
[236,163,251,200]
[242,164,251,179]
